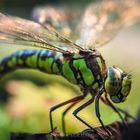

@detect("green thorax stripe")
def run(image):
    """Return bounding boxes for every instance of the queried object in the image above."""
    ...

[61,54,96,86]
[73,57,95,86]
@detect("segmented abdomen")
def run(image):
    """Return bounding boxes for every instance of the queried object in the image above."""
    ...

[0,49,63,76]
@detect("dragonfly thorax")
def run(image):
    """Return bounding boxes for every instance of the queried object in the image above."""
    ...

[75,49,107,91]
[62,49,107,93]
[104,66,132,103]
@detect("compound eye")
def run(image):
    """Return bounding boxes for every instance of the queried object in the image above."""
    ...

[105,67,122,96]
[121,76,132,97]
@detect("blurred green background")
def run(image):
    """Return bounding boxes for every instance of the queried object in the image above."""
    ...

[0,0,140,140]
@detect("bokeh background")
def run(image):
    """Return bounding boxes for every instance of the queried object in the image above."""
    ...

[0,0,140,140]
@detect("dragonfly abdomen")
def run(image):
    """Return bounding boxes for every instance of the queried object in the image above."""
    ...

[0,49,62,77]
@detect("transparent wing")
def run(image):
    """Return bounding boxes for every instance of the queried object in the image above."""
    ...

[0,13,83,53]
[77,0,140,48]
[31,5,81,41]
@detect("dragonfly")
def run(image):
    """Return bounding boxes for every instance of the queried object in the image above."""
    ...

[0,0,140,138]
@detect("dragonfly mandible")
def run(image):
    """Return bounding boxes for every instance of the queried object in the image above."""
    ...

[0,0,140,138]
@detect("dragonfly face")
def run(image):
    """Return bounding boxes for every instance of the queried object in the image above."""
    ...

[104,67,132,103]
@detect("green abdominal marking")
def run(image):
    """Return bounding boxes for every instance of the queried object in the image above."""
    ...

[0,50,62,76]
[62,60,77,84]
[26,54,38,68]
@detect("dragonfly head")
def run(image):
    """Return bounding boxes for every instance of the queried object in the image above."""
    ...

[104,66,132,103]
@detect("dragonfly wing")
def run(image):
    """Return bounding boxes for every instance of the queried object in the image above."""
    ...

[31,5,82,42]
[77,0,140,48]
[0,13,83,53]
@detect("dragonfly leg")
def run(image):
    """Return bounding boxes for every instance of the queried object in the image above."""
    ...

[101,93,135,122]
[73,97,95,129]
[72,96,109,139]
[95,91,112,137]
[62,100,81,135]
[116,108,135,121]
[61,88,90,134]
[49,94,86,136]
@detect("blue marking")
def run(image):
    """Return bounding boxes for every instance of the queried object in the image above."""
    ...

[47,51,52,57]
[16,50,23,56]
[26,50,36,55]
[109,67,116,80]
[15,50,36,57]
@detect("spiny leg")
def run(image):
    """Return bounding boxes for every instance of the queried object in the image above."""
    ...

[105,93,135,120]
[62,97,86,134]
[62,101,80,135]
[116,108,135,121]
[102,93,135,121]
[49,94,86,135]
[73,97,95,129]
[72,96,108,139]
[100,96,124,122]
[100,94,129,129]
[95,91,112,137]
